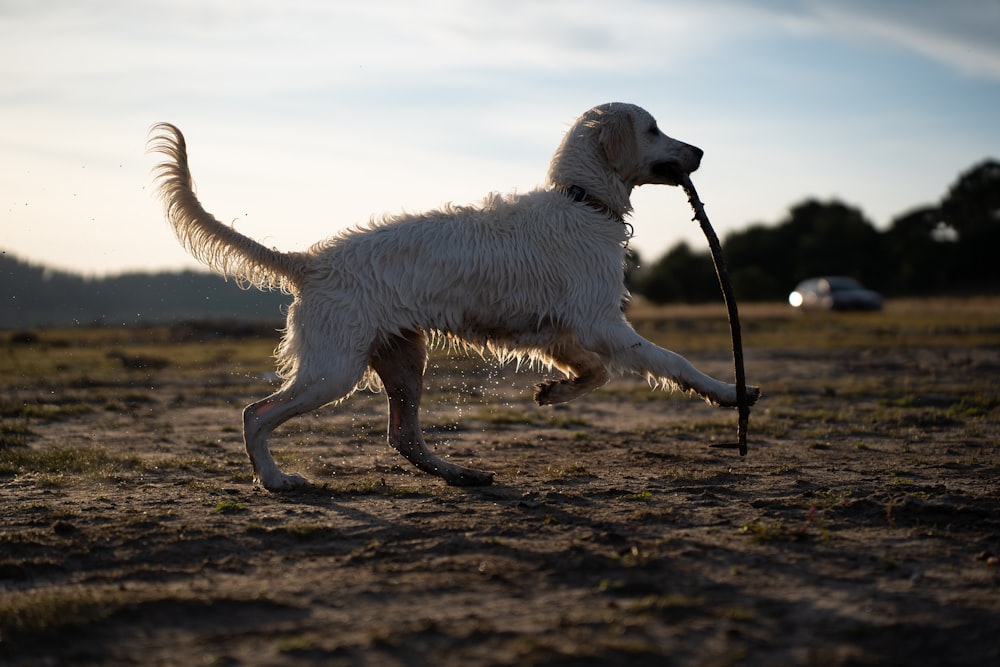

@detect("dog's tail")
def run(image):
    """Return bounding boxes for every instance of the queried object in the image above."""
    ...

[147,123,305,292]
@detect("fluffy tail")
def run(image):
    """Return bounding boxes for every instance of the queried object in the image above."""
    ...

[147,123,305,292]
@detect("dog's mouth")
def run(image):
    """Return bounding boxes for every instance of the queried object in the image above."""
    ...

[650,161,690,185]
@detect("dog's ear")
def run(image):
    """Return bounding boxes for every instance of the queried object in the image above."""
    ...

[595,110,638,177]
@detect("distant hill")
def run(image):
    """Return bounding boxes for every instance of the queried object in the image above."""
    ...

[1,251,292,329]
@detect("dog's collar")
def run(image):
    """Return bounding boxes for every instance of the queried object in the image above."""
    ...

[560,184,625,225]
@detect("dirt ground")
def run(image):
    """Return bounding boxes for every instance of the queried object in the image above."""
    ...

[1,300,999,666]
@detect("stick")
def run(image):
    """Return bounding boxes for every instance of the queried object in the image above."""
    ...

[679,175,749,456]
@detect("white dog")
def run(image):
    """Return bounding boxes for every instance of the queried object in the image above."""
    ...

[149,103,759,491]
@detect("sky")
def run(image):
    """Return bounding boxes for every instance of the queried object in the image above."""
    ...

[2,0,999,277]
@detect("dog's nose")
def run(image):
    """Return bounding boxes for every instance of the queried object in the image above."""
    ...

[685,144,703,172]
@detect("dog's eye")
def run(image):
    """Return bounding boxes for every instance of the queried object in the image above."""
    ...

[648,123,659,135]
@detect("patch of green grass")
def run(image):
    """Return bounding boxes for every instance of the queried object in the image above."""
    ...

[0,587,124,637]
[808,488,852,509]
[213,500,246,514]
[620,491,653,502]
[740,519,815,544]
[888,474,910,484]
[598,578,625,593]
[562,463,590,476]
[721,606,757,621]
[226,468,255,484]
[334,477,428,498]
[740,520,786,543]
[887,395,921,408]
[0,420,33,448]
[675,419,734,435]
[947,395,998,419]
[742,506,831,544]
[625,594,705,614]
[275,634,318,654]
[0,445,142,478]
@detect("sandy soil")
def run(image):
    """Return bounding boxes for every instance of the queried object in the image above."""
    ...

[1,303,999,666]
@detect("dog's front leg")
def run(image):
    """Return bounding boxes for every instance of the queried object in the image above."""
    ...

[371,332,494,487]
[603,323,760,407]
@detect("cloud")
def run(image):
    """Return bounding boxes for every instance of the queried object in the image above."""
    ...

[769,0,1000,80]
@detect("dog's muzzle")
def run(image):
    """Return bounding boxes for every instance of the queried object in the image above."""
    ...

[652,144,703,185]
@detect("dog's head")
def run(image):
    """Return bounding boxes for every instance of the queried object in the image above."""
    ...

[586,103,703,188]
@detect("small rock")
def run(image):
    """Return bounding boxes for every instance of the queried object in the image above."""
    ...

[52,520,76,534]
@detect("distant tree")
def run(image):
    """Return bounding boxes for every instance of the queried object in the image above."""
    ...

[634,242,718,304]
[0,250,291,329]
[723,223,797,300]
[883,206,957,293]
[938,159,1000,284]
[781,200,888,288]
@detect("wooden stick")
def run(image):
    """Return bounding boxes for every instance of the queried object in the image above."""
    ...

[679,175,749,456]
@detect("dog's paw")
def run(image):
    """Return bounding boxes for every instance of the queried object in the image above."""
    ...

[259,471,310,492]
[534,381,555,405]
[534,379,571,405]
[722,384,761,408]
[708,383,761,409]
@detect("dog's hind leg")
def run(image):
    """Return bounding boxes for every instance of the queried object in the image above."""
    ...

[534,334,610,406]
[243,362,366,491]
[371,331,494,487]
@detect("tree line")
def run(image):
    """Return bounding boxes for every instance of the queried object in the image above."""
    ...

[0,255,291,330]
[629,158,1000,303]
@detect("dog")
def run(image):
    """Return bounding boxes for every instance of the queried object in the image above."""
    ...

[148,103,759,491]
